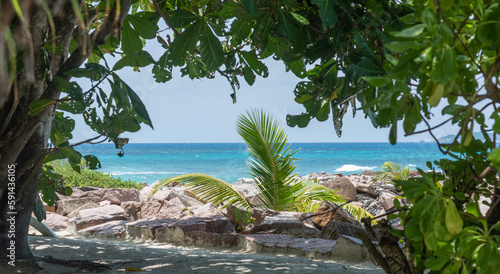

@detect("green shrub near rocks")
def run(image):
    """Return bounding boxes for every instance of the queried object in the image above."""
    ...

[48,160,142,189]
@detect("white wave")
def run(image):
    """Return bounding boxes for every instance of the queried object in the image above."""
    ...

[409,164,416,167]
[108,171,186,176]
[335,165,377,172]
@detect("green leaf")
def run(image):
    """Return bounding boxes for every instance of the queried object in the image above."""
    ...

[488,147,500,169]
[122,81,154,129]
[389,122,397,145]
[386,41,419,53]
[121,21,143,54]
[240,51,268,77]
[428,84,444,107]
[169,20,203,66]
[277,10,300,41]
[199,22,224,71]
[126,14,158,39]
[32,194,46,222]
[316,100,330,121]
[425,256,449,271]
[311,0,338,28]
[477,4,500,49]
[242,66,256,85]
[445,200,463,234]
[362,76,390,87]
[289,12,310,25]
[165,10,198,28]
[152,51,173,83]
[113,50,155,71]
[29,99,56,116]
[240,0,257,16]
[393,24,426,38]
[230,19,251,43]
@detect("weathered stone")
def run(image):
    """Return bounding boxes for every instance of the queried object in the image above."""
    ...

[320,220,368,240]
[183,232,240,247]
[122,201,142,221]
[155,216,233,243]
[250,208,279,226]
[245,217,320,239]
[377,191,397,211]
[77,220,129,239]
[66,202,100,218]
[365,199,386,217]
[142,196,185,220]
[100,200,111,206]
[321,177,357,201]
[42,212,68,231]
[67,214,127,232]
[56,197,100,216]
[125,218,177,240]
[78,204,125,218]
[408,170,421,177]
[361,170,376,176]
[79,188,140,205]
[189,203,223,218]
[356,183,377,198]
[312,202,361,229]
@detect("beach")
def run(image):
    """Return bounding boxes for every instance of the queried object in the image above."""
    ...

[1,235,383,273]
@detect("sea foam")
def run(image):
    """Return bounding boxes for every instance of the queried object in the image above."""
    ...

[335,164,377,172]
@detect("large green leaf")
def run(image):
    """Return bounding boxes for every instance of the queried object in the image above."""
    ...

[240,0,257,16]
[126,14,158,39]
[113,50,155,71]
[169,20,203,66]
[311,0,338,28]
[240,51,268,76]
[199,22,224,71]
[152,51,173,83]
[230,19,251,44]
[121,21,143,54]
[165,10,198,28]
[113,73,154,129]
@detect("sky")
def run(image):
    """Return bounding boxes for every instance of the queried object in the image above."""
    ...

[72,38,457,144]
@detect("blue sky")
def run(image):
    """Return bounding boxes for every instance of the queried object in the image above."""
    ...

[72,40,456,144]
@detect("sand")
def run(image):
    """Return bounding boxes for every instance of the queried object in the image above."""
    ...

[1,235,385,273]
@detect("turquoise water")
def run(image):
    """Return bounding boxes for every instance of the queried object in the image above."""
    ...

[76,142,447,185]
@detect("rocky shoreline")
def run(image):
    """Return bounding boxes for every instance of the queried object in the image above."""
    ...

[32,171,417,264]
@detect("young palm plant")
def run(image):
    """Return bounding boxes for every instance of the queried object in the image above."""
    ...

[154,110,372,219]
[372,161,411,183]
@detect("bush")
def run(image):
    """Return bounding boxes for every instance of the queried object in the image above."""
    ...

[47,160,143,189]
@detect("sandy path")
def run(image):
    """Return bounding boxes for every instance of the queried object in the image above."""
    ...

[2,236,385,273]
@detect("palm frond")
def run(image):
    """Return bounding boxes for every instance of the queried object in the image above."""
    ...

[154,174,250,210]
[236,110,299,210]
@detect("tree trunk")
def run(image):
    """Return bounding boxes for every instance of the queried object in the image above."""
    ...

[0,0,131,261]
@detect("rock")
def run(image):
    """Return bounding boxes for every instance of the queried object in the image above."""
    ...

[365,199,386,217]
[187,203,223,218]
[139,186,154,197]
[78,204,125,217]
[166,181,180,187]
[100,200,111,207]
[77,220,129,239]
[312,202,361,229]
[236,178,255,184]
[126,219,177,240]
[321,177,357,201]
[79,188,140,205]
[374,183,399,195]
[361,170,376,176]
[42,212,68,231]
[140,182,149,187]
[377,191,397,211]
[155,216,234,243]
[356,183,377,198]
[67,202,101,218]
[122,201,142,221]
[245,215,320,239]
[142,196,185,220]
[408,170,421,177]
[56,197,100,216]
[67,214,127,233]
[250,208,279,226]
[246,194,265,207]
[320,220,368,240]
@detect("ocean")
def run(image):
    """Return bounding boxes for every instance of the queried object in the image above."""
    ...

[75,142,448,185]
